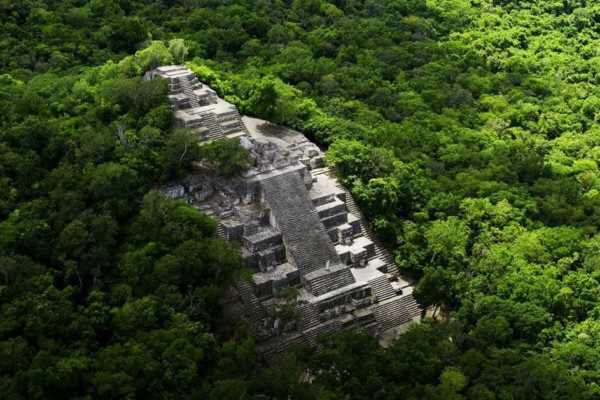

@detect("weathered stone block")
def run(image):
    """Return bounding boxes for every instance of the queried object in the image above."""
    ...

[222,221,244,241]
[242,228,282,252]
[351,248,368,267]
[353,297,372,309]
[162,184,185,199]
[337,224,355,245]
[337,247,351,265]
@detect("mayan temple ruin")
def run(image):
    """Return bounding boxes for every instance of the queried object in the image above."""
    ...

[147,66,422,364]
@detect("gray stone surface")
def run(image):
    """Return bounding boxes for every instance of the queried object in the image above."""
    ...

[260,172,344,277]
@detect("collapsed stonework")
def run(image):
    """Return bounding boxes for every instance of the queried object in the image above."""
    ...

[149,66,421,364]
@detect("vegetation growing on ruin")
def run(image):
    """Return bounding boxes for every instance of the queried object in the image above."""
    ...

[198,138,251,177]
[1,0,599,399]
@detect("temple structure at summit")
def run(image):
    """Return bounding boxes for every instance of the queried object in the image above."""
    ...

[148,66,422,364]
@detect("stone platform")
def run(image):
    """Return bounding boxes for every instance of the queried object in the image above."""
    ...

[150,66,422,364]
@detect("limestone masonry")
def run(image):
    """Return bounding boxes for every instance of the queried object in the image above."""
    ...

[148,66,422,364]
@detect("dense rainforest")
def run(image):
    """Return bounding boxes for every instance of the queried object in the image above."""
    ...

[1,0,599,399]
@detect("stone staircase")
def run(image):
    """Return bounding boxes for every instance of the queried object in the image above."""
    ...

[234,278,263,323]
[361,321,381,336]
[373,297,412,331]
[220,119,244,134]
[397,294,421,319]
[261,319,344,365]
[305,267,355,296]
[215,225,227,239]
[372,245,396,274]
[200,111,225,140]
[303,319,343,347]
[311,166,399,276]
[297,303,320,331]
[227,109,250,135]
[178,76,200,108]
[260,332,307,365]
[260,172,345,277]
[333,180,399,276]
[368,275,397,302]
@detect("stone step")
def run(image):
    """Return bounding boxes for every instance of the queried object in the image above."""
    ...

[341,306,377,330]
[257,245,287,272]
[179,78,200,108]
[367,256,395,275]
[361,321,381,336]
[220,119,245,133]
[337,246,366,267]
[177,113,204,128]
[226,131,248,140]
[297,303,320,331]
[242,244,287,272]
[370,252,393,262]
[311,193,337,207]
[373,297,413,331]
[305,267,355,296]
[241,227,283,252]
[329,223,354,244]
[368,275,397,302]
[371,252,393,264]
[347,213,362,234]
[316,197,347,219]
[365,257,387,273]
[261,332,307,365]
[199,111,224,140]
[253,262,301,297]
[215,110,242,122]
[235,278,263,323]
[170,84,182,94]
[398,294,421,318]
[311,166,331,176]
[334,182,402,277]
[227,109,250,134]
[321,211,349,230]
[336,236,375,266]
[215,225,227,239]
[386,264,399,276]
[302,319,343,347]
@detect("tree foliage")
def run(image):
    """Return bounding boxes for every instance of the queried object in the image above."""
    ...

[1,0,599,398]
[198,138,251,178]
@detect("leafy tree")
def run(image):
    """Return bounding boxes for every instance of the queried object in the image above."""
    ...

[198,138,250,178]
[162,128,202,180]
